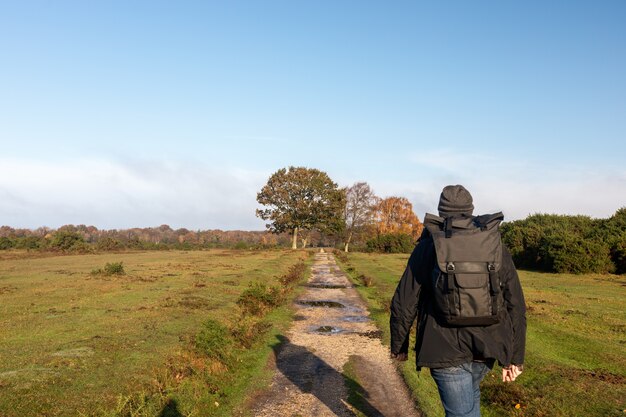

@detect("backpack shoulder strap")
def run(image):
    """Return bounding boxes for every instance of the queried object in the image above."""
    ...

[424,213,445,235]
[474,212,504,231]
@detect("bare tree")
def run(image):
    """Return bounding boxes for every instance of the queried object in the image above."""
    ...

[343,182,378,252]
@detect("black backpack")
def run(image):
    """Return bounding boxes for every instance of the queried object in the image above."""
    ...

[423,212,505,327]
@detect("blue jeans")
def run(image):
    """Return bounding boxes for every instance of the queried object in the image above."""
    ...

[430,362,492,417]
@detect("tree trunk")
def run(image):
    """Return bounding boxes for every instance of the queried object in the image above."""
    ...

[292,227,298,250]
[301,237,308,249]
[344,231,353,252]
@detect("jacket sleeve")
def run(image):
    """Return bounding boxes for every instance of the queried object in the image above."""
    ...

[501,246,527,365]
[389,238,430,355]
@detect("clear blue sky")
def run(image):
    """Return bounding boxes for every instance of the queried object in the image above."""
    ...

[1,1,625,229]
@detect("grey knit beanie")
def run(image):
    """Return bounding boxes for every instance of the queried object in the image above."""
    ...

[438,185,474,217]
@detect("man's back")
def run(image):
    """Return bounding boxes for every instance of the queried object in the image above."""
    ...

[389,185,526,417]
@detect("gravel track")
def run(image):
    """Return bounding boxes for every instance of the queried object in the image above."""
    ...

[251,250,421,417]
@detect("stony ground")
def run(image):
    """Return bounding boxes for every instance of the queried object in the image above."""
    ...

[251,250,421,417]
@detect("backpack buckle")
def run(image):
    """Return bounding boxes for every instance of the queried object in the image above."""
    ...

[487,263,496,272]
[446,262,455,272]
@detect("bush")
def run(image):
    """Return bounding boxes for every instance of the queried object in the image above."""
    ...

[501,210,625,274]
[126,238,144,250]
[14,236,46,250]
[92,262,126,276]
[366,233,415,253]
[229,317,273,349]
[96,237,125,251]
[610,232,626,274]
[500,221,543,269]
[49,231,87,252]
[279,262,306,286]
[195,319,232,363]
[236,282,283,316]
[233,241,249,250]
[538,232,614,274]
[104,262,125,275]
[0,237,15,250]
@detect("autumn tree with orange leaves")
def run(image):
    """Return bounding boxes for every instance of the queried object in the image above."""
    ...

[374,196,423,240]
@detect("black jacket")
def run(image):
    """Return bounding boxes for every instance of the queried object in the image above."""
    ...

[390,232,526,369]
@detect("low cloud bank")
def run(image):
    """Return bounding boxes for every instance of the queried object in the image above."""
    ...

[1,153,624,230]
[0,157,268,230]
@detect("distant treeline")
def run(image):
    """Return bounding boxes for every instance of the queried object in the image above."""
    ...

[2,208,625,274]
[0,224,294,252]
[501,208,626,274]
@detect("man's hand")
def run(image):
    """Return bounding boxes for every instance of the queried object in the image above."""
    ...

[502,364,523,382]
[390,352,408,361]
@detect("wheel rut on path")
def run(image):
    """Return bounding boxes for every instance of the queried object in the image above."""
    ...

[251,250,421,417]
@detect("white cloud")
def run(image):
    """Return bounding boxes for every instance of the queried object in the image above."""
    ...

[0,157,269,230]
[1,151,624,230]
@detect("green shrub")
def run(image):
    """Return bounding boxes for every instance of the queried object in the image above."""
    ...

[126,237,144,249]
[14,236,46,250]
[539,232,614,274]
[610,232,626,274]
[195,319,232,363]
[233,241,249,250]
[96,237,125,251]
[500,221,543,269]
[365,233,415,253]
[104,262,125,275]
[608,207,626,230]
[91,262,126,276]
[49,231,87,252]
[236,282,283,316]
[0,237,15,250]
[501,210,625,274]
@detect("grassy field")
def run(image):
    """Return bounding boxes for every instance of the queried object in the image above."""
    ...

[336,252,626,417]
[0,249,310,416]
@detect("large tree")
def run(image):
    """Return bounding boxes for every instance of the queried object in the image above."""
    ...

[342,182,378,252]
[256,167,345,249]
[375,196,423,239]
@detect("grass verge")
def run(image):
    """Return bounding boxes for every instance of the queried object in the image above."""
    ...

[0,249,313,416]
[334,251,626,417]
[105,253,314,417]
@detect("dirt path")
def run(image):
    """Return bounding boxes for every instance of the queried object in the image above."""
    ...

[251,250,421,417]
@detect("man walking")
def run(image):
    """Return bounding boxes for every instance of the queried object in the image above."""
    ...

[390,185,526,417]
